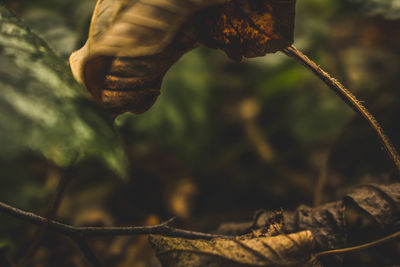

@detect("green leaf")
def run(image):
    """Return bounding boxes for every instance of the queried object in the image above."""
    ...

[0,6,127,178]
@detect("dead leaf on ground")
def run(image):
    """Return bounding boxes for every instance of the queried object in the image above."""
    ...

[216,183,400,267]
[149,230,315,267]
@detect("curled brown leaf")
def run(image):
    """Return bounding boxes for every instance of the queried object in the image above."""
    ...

[216,183,400,267]
[69,0,296,116]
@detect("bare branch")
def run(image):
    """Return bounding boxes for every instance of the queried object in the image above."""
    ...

[0,200,233,265]
[0,201,234,239]
[71,234,102,267]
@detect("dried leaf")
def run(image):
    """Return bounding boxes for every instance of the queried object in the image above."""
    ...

[344,183,400,230]
[221,183,400,266]
[283,202,346,267]
[149,231,314,267]
[70,0,296,116]
[194,0,296,61]
[70,0,228,115]
[85,0,228,59]
[284,202,346,253]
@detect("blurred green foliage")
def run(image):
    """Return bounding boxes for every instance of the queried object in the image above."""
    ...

[0,5,127,177]
[0,0,400,266]
[350,0,400,19]
[0,5,128,248]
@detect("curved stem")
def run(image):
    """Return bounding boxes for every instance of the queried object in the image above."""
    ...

[315,231,400,258]
[283,45,400,175]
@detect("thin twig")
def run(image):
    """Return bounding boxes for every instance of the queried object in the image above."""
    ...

[282,45,400,175]
[239,99,315,198]
[313,150,330,206]
[0,199,233,259]
[18,163,76,267]
[0,200,233,265]
[315,231,400,258]
[71,234,102,267]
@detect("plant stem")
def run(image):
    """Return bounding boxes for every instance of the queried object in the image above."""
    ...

[315,231,400,258]
[0,201,234,266]
[71,234,102,267]
[283,45,400,175]
[0,200,233,266]
[0,201,235,239]
[18,163,76,267]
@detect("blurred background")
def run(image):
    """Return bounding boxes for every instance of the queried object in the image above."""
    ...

[1,0,400,266]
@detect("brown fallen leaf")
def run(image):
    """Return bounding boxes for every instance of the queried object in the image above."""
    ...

[70,0,296,116]
[194,0,296,61]
[216,183,400,267]
[149,230,315,267]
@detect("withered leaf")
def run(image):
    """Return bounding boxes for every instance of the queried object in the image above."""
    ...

[343,183,400,230]
[217,183,400,267]
[149,231,314,267]
[194,0,296,61]
[70,0,228,115]
[70,0,296,116]
[283,202,346,267]
[254,184,400,248]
